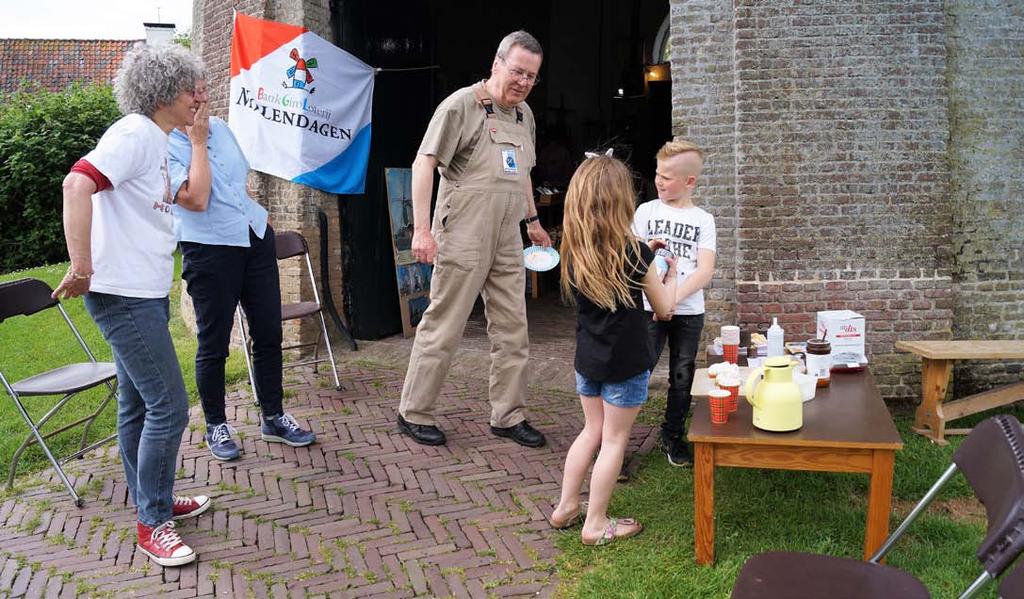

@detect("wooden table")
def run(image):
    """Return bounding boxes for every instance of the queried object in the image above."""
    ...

[526,259,558,299]
[526,192,564,300]
[687,369,902,565]
[895,340,1024,445]
[527,269,543,299]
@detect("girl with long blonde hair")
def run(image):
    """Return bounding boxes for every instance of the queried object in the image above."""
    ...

[549,156,678,545]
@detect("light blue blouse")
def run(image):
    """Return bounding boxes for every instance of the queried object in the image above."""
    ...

[169,117,268,246]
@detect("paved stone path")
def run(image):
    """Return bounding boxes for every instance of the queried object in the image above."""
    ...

[0,297,662,598]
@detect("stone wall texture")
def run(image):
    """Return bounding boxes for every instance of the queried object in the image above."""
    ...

[669,0,1022,402]
[189,0,1022,403]
[946,0,1024,395]
[668,0,739,339]
[189,0,344,350]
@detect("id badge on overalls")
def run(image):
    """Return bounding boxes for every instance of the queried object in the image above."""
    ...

[501,148,518,175]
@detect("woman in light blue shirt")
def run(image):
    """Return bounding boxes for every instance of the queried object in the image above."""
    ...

[169,93,316,460]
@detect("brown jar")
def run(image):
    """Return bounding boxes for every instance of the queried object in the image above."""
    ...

[806,338,832,387]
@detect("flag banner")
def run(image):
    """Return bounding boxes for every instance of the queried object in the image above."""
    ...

[229,12,374,194]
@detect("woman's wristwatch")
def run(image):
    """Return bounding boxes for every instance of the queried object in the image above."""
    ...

[523,215,540,225]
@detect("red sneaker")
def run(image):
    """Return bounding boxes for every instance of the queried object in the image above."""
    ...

[172,495,211,520]
[137,521,196,567]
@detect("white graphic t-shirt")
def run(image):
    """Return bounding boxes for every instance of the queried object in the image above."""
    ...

[632,199,717,315]
[83,114,175,298]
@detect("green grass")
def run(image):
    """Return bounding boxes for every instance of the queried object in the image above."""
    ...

[552,405,1024,598]
[0,255,246,481]
[4,260,1019,596]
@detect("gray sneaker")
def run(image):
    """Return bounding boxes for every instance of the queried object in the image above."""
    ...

[206,423,240,461]
[261,413,316,447]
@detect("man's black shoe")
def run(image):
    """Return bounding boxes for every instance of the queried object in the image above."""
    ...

[397,414,447,446]
[490,420,546,448]
[666,437,692,467]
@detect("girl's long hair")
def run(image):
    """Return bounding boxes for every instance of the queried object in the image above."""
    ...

[560,156,644,311]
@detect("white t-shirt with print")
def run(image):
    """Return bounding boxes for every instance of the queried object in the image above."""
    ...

[632,199,717,315]
[84,114,175,298]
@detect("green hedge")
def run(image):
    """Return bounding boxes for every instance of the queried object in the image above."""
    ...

[0,84,120,273]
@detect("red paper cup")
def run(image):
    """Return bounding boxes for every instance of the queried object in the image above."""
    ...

[723,343,739,364]
[709,389,730,424]
[718,380,740,413]
[721,325,740,364]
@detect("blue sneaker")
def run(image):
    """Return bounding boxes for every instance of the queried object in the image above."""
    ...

[205,423,240,461]
[261,413,316,447]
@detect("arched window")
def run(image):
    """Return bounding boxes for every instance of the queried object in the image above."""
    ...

[652,14,672,65]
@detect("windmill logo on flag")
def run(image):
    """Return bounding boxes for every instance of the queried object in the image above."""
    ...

[284,48,318,93]
[229,12,374,193]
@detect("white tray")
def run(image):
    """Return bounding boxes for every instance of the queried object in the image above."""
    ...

[691,367,752,398]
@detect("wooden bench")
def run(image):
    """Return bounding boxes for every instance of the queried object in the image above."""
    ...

[895,340,1024,445]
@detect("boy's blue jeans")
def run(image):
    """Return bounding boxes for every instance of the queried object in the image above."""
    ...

[648,313,705,440]
[85,292,189,527]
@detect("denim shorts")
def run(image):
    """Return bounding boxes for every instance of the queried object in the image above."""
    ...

[574,370,651,408]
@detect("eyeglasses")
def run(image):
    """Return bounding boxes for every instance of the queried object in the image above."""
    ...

[500,58,540,85]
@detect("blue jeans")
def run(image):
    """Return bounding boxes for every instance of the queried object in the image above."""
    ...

[85,292,189,527]
[575,370,651,408]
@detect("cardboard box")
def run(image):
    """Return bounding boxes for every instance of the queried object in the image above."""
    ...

[816,310,866,366]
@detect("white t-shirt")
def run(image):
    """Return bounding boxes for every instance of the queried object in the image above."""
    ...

[632,199,717,315]
[84,114,175,298]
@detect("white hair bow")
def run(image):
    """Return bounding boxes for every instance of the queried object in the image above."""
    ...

[584,148,614,159]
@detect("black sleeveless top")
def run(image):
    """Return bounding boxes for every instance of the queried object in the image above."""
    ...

[573,243,656,382]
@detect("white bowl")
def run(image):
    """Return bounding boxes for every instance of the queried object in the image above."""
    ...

[793,371,817,402]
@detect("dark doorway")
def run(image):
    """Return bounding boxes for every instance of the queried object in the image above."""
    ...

[334,0,670,339]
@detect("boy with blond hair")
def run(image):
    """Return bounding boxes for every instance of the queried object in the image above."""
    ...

[632,140,717,466]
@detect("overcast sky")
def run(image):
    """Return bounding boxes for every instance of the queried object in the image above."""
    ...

[0,0,193,39]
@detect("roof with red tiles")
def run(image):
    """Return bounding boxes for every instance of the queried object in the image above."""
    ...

[1,39,142,93]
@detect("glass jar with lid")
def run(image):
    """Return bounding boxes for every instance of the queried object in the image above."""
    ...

[805,338,832,387]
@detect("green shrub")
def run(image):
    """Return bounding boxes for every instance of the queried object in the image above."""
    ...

[0,84,120,273]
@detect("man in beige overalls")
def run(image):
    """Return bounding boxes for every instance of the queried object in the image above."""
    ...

[397,31,551,447]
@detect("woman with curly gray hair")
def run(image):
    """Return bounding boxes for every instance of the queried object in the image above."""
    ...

[54,43,209,568]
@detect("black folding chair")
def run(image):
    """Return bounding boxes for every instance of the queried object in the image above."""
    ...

[236,230,341,406]
[0,278,118,507]
[1000,559,1024,599]
[731,414,1024,599]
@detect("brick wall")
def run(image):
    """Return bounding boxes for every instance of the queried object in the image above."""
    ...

[188,0,345,350]
[670,0,958,401]
[186,0,1023,402]
[668,0,738,348]
[947,0,1024,395]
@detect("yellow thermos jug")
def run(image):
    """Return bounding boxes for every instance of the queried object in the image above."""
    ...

[743,356,803,432]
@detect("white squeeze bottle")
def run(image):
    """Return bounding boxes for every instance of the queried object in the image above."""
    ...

[767,317,785,357]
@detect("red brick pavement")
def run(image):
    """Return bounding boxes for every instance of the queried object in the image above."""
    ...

[0,297,662,598]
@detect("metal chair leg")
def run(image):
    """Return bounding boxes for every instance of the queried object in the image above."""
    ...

[311,325,323,374]
[318,312,342,390]
[7,386,117,488]
[236,307,260,407]
[76,380,117,453]
[9,391,78,488]
[4,392,82,506]
[870,463,958,563]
